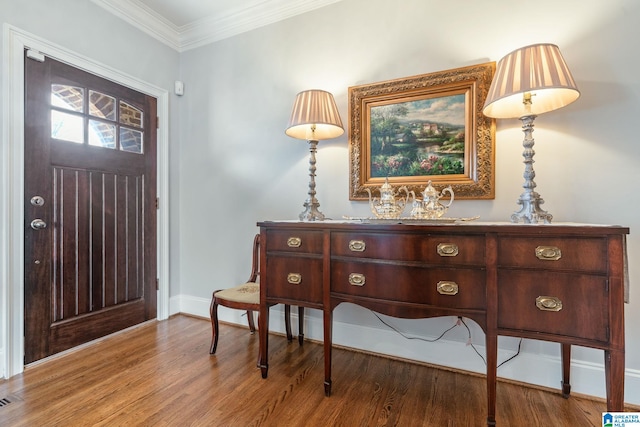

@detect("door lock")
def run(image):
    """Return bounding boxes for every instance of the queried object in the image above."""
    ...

[30,195,45,206]
[30,219,47,230]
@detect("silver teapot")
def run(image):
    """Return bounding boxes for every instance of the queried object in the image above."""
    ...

[365,177,410,219]
[409,181,454,219]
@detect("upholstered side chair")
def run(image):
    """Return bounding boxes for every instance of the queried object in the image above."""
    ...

[209,234,304,359]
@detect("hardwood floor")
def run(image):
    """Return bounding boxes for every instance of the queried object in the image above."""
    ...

[0,314,632,426]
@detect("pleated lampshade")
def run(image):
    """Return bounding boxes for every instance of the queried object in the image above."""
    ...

[482,43,580,119]
[285,89,344,140]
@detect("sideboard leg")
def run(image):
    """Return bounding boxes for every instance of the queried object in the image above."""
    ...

[324,379,332,397]
[259,302,270,379]
[298,306,305,346]
[486,332,497,426]
[284,305,292,342]
[323,308,333,397]
[561,343,571,398]
[605,349,625,411]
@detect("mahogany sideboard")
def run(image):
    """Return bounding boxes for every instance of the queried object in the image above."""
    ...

[257,221,629,426]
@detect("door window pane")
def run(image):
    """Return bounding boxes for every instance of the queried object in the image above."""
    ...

[49,84,146,154]
[89,90,116,121]
[51,110,84,143]
[89,120,116,149]
[120,128,143,153]
[119,101,143,128]
[51,84,84,112]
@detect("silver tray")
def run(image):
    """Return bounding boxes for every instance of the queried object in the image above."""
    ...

[342,216,480,224]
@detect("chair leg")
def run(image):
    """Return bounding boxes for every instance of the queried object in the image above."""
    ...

[256,313,261,368]
[209,293,220,354]
[298,306,305,346]
[246,310,256,334]
[284,305,293,342]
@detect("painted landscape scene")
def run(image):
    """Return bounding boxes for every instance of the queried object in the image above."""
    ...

[369,94,466,178]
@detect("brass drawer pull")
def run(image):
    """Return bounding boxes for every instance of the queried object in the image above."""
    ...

[348,273,366,286]
[536,296,563,312]
[535,246,561,261]
[349,240,366,252]
[437,281,459,295]
[287,237,301,248]
[437,243,458,257]
[287,273,302,285]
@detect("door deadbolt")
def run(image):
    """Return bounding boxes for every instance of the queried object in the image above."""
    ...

[30,196,45,206]
[30,219,47,230]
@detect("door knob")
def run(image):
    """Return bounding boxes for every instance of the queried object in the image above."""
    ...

[30,219,47,230]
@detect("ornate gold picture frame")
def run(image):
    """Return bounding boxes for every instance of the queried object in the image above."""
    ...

[348,62,496,200]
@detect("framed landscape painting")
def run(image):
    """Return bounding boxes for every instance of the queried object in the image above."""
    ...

[348,62,496,200]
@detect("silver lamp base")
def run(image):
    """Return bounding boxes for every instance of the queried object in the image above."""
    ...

[299,139,325,221]
[511,115,553,224]
[299,198,325,221]
[511,191,552,224]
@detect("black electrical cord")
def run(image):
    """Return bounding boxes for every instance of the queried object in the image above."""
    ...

[371,311,459,342]
[372,312,522,368]
[457,317,523,367]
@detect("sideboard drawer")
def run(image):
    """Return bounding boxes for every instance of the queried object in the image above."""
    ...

[331,261,485,309]
[497,236,607,273]
[265,256,323,304]
[497,270,608,342]
[331,232,485,266]
[265,229,324,254]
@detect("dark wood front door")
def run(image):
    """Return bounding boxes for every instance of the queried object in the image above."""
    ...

[24,51,157,364]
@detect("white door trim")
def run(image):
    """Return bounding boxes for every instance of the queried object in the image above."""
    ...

[1,24,170,378]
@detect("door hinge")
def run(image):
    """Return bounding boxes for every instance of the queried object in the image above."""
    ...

[26,49,45,62]
[155,197,159,210]
[157,116,159,129]
[156,278,159,291]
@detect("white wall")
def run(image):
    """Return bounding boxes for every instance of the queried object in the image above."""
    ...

[175,0,640,404]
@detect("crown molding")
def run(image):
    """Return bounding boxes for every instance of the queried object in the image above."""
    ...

[91,0,181,50]
[91,0,342,52]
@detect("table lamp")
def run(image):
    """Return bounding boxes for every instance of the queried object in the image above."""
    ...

[286,89,344,221]
[482,43,580,224]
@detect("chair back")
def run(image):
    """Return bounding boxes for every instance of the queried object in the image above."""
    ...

[248,234,260,283]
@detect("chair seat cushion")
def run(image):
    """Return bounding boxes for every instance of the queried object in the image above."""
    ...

[215,282,259,304]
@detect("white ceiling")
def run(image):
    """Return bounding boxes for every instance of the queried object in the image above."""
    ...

[91,0,343,51]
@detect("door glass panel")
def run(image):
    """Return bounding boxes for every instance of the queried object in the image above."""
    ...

[51,84,84,112]
[120,127,143,153]
[89,90,116,121]
[119,101,143,128]
[51,110,84,143]
[89,120,116,149]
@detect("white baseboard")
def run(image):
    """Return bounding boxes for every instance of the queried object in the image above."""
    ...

[174,294,640,405]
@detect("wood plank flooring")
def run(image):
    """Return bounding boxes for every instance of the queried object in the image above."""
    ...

[0,314,633,426]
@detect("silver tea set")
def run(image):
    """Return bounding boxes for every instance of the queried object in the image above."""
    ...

[365,178,454,220]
